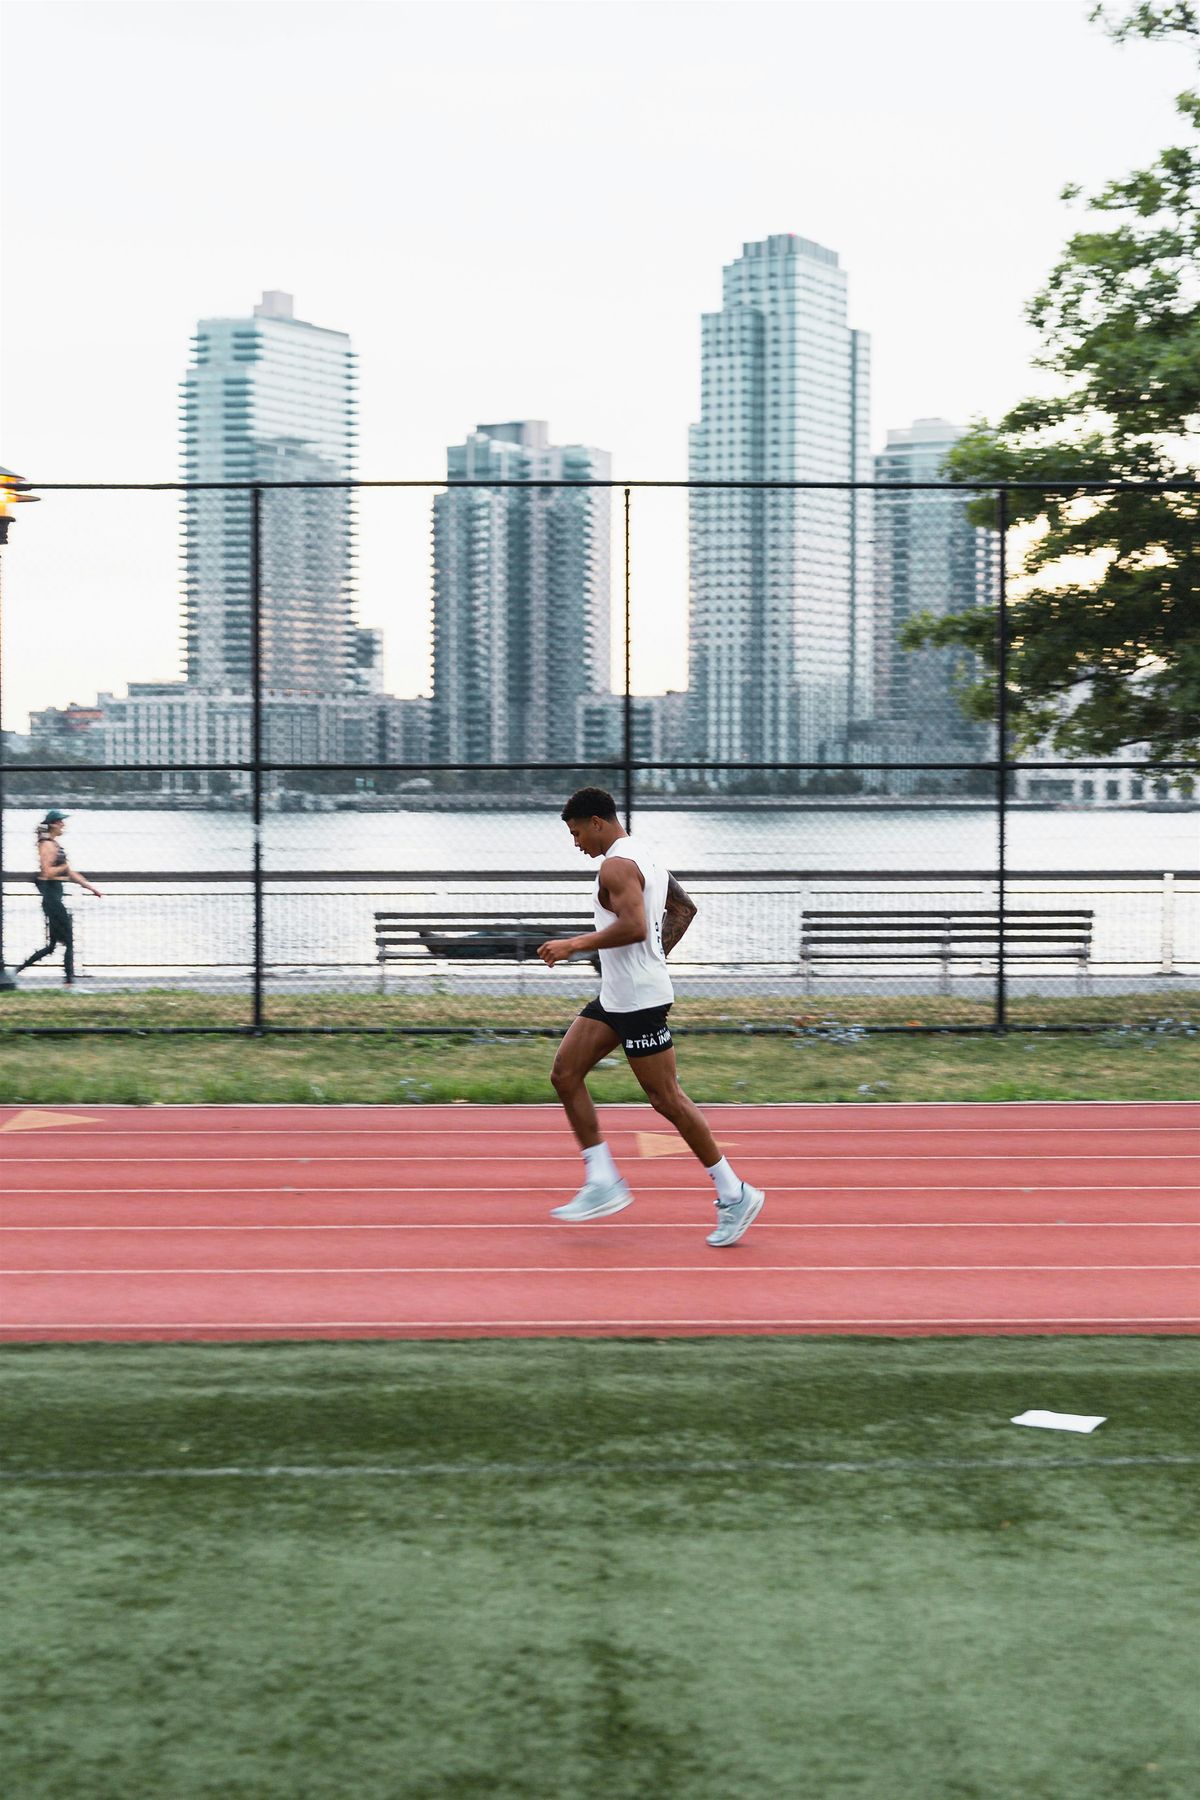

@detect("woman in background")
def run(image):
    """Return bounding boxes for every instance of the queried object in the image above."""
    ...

[15,809,102,987]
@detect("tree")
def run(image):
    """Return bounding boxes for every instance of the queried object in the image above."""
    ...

[903,3,1199,769]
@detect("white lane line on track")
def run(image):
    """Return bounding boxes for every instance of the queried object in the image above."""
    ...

[7,1264,1195,1276]
[10,1153,1197,1163]
[2,1220,1193,1232]
[5,1185,1197,1195]
[2,1315,1196,1330]
[2,1453,1196,1482]
[8,1100,1194,1108]
[12,1124,1194,1135]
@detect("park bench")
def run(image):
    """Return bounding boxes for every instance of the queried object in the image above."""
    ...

[797,908,1094,995]
[374,910,598,993]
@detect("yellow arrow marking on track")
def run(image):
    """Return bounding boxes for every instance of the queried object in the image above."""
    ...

[636,1132,736,1159]
[0,1109,98,1134]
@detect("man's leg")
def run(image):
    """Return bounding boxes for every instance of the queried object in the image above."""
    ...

[549,1015,632,1221]
[631,1046,765,1246]
[628,1044,722,1164]
[551,1014,621,1149]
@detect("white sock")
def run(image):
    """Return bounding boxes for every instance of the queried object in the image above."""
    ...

[705,1156,742,1203]
[583,1142,619,1186]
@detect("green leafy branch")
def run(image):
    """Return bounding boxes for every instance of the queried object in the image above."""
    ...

[902,4,1199,772]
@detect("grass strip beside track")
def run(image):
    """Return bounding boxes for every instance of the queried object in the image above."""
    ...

[2,987,1197,1031]
[0,1025,1197,1105]
[1,1338,1197,1799]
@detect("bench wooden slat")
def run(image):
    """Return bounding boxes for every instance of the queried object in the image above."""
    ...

[800,923,1090,935]
[801,909,1093,918]
[374,914,593,928]
[801,913,1092,926]
[801,931,1091,942]
[796,949,1090,961]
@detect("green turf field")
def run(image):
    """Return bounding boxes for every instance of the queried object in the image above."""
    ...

[2,1338,1197,1799]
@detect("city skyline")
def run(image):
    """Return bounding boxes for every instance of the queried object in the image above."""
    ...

[15,250,964,772]
[12,265,1176,804]
[2,0,1193,727]
[7,261,1024,791]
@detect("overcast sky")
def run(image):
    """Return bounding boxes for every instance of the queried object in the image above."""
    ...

[1,0,1193,725]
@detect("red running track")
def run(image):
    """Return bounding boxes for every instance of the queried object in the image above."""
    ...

[1,1101,1197,1340]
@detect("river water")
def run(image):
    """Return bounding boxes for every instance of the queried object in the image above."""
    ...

[4,803,1197,875]
[3,805,1196,983]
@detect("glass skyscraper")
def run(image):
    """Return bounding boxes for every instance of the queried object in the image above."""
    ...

[871,418,997,764]
[432,422,611,763]
[180,290,358,695]
[688,234,872,771]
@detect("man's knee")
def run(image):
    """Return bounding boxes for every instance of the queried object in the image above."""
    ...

[647,1080,687,1119]
[551,1058,581,1097]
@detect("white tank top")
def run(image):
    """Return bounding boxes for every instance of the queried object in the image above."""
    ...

[593,835,674,1013]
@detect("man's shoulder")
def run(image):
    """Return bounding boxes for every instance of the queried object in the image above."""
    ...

[599,846,648,886]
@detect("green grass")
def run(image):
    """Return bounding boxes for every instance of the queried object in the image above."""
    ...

[0,1021,1197,1105]
[2,1339,1197,1799]
[3,985,1197,1031]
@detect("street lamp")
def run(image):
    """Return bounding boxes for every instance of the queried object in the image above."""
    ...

[0,467,41,992]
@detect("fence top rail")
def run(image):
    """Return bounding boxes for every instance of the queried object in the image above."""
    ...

[15,478,1200,494]
[2,867,1196,884]
[8,762,1198,776]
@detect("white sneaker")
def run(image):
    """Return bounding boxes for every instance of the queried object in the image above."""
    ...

[551,1178,634,1222]
[706,1183,765,1247]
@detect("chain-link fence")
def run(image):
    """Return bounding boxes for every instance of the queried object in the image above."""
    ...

[1,479,1195,1034]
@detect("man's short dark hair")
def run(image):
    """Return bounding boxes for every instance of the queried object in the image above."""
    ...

[561,786,619,824]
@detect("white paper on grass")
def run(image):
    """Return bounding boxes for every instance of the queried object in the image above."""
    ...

[1010,1410,1107,1434]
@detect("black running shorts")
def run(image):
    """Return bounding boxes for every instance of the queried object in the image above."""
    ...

[580,997,673,1060]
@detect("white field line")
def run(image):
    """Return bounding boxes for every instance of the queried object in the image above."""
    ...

[0,1315,1196,1330]
[7,1264,1195,1276]
[1,1220,1195,1233]
[1,1453,1196,1484]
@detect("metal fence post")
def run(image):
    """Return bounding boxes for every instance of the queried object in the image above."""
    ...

[251,485,265,1033]
[996,485,1009,1033]
[623,486,633,833]
[1160,871,1176,974]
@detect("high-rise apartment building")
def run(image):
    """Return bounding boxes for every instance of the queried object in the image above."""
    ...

[180,291,358,695]
[432,422,611,763]
[869,418,997,764]
[688,234,872,770]
[575,691,690,769]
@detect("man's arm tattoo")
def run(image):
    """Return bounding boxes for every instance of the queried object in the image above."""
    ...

[661,874,698,956]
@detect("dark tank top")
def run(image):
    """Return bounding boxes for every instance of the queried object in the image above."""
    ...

[35,831,67,896]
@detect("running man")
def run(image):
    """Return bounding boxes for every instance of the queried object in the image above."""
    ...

[15,809,102,987]
[538,787,764,1246]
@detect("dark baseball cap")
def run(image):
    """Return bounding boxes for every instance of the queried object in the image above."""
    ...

[41,809,68,824]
